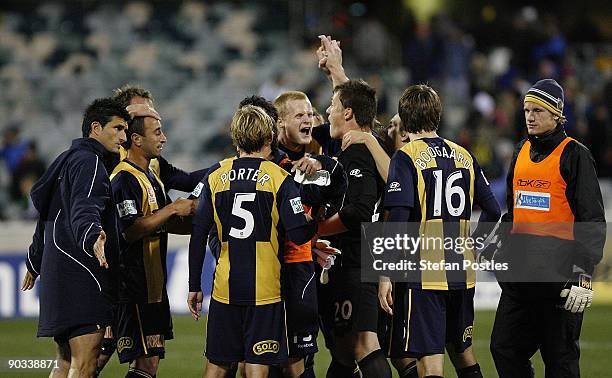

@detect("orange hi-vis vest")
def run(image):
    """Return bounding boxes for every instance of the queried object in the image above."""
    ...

[512,137,575,240]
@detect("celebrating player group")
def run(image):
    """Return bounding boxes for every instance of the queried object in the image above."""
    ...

[22,34,605,378]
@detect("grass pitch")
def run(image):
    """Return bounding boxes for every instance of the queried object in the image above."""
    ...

[0,306,610,377]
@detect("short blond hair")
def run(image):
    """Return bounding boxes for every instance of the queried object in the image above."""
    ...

[230,105,274,153]
[274,91,309,118]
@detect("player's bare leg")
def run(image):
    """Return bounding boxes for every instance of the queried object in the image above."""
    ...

[354,331,380,360]
[417,354,444,377]
[391,357,418,377]
[67,330,104,377]
[204,361,235,378]
[354,331,391,378]
[50,341,71,378]
[447,345,477,368]
[131,355,160,376]
[282,357,305,377]
[446,345,482,377]
[244,363,269,378]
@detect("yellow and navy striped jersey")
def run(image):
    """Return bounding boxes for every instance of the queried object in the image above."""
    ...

[189,157,309,305]
[384,137,494,290]
[110,160,169,304]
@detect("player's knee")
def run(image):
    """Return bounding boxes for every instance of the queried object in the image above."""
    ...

[391,358,418,378]
[282,357,305,378]
[133,356,160,375]
[353,332,379,360]
[68,358,98,376]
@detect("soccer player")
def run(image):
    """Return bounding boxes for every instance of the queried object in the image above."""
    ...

[96,85,206,375]
[380,85,501,378]
[188,105,317,378]
[315,35,391,378]
[314,77,391,378]
[490,79,606,377]
[274,90,348,378]
[113,85,207,191]
[109,106,194,376]
[21,98,129,377]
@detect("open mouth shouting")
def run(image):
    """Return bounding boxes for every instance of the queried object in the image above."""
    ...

[300,125,312,136]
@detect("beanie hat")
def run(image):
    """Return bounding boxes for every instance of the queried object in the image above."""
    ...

[524,79,564,118]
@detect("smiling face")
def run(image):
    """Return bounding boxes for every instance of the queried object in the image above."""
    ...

[524,101,558,136]
[135,117,166,159]
[91,116,128,153]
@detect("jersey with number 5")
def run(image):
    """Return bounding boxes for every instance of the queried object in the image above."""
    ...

[189,157,308,305]
[385,137,492,290]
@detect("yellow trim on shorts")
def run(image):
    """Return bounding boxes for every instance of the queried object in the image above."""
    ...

[135,304,148,355]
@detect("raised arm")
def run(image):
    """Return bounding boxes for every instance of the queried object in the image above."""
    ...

[317,35,349,88]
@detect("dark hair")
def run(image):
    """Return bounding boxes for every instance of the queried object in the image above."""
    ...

[81,98,130,137]
[123,117,146,149]
[239,95,279,155]
[240,95,278,122]
[112,85,153,108]
[398,84,442,133]
[333,79,377,129]
[372,119,395,157]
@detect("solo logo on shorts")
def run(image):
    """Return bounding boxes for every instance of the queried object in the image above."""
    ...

[117,337,134,353]
[462,326,473,342]
[253,340,280,355]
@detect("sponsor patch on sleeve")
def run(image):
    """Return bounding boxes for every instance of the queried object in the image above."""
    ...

[191,182,204,198]
[117,200,138,218]
[290,197,304,214]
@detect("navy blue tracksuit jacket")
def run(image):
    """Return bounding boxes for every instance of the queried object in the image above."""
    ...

[26,138,120,337]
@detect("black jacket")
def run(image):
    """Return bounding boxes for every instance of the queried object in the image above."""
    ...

[26,138,120,337]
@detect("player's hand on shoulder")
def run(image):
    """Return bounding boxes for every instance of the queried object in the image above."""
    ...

[93,229,109,269]
[21,271,37,291]
[342,130,374,151]
[187,291,203,321]
[172,197,195,217]
[560,273,593,313]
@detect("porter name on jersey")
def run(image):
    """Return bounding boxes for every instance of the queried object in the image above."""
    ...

[220,167,271,187]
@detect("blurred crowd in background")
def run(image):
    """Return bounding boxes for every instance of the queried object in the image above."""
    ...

[0,0,610,220]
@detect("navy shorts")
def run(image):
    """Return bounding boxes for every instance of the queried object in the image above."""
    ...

[206,299,288,365]
[387,284,475,358]
[53,324,103,344]
[321,267,380,338]
[115,300,173,364]
[284,261,319,358]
